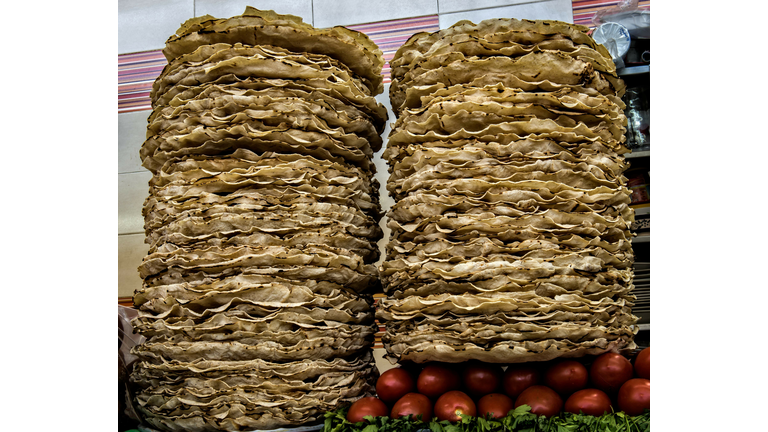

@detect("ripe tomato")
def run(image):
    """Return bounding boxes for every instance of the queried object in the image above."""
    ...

[564,388,613,416]
[514,385,563,417]
[462,361,503,398]
[417,363,462,399]
[502,364,541,398]
[434,390,477,422]
[346,397,389,423]
[634,348,650,379]
[477,393,515,419]
[589,352,634,394]
[376,368,416,404]
[544,360,588,396]
[617,378,650,416]
[391,392,433,421]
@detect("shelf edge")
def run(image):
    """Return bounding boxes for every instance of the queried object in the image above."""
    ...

[625,150,650,159]
[617,64,650,76]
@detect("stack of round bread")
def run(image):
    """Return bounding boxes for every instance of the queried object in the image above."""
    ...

[377,18,638,365]
[130,8,387,431]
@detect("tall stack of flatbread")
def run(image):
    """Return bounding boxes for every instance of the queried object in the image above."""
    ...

[377,18,638,364]
[129,8,387,431]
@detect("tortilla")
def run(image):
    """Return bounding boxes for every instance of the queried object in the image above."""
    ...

[162,7,385,94]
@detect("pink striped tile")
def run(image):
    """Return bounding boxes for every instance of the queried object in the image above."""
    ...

[118,50,166,113]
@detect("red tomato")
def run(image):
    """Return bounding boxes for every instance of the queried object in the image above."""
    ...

[376,368,416,404]
[564,388,613,416]
[417,363,462,399]
[434,390,477,422]
[477,393,515,419]
[502,364,541,398]
[544,360,588,396]
[391,392,433,421]
[634,348,650,380]
[346,397,389,423]
[589,353,634,394]
[461,361,503,398]
[514,385,563,417]
[617,378,650,416]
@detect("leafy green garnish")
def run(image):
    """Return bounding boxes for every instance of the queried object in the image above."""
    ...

[322,405,649,432]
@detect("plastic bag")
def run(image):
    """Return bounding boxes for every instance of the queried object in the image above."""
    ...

[592,0,650,39]
[591,22,631,69]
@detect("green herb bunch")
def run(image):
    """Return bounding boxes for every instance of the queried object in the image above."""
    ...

[323,405,649,432]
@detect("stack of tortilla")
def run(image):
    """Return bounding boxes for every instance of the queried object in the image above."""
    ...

[377,18,638,364]
[130,8,387,431]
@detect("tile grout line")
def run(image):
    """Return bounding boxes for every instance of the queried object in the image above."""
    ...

[119,232,146,237]
[440,0,550,17]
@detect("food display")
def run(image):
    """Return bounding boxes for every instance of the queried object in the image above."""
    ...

[122,7,651,431]
[129,7,387,431]
[326,349,650,431]
[377,18,638,365]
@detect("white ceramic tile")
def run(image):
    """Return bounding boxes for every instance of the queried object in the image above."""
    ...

[312,0,438,28]
[195,0,314,24]
[373,85,395,269]
[119,171,152,235]
[439,0,573,28]
[119,0,194,54]
[374,348,396,374]
[439,0,538,14]
[119,110,151,174]
[373,86,395,213]
[118,233,150,298]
